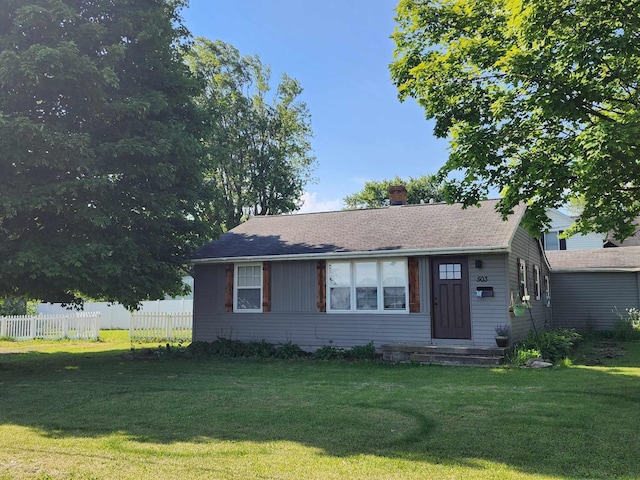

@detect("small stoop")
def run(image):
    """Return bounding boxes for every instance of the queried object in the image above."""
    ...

[381,344,508,367]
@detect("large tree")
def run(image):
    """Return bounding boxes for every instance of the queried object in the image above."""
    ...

[391,0,640,239]
[0,0,206,309]
[343,174,445,209]
[186,39,316,237]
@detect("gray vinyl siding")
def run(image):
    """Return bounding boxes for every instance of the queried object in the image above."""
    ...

[468,254,509,346]
[551,272,640,330]
[271,261,316,312]
[508,228,552,342]
[193,260,430,348]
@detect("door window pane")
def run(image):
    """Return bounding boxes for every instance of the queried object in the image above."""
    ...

[439,263,461,280]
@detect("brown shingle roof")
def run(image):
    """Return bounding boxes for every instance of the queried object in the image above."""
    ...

[192,199,526,262]
[546,246,640,272]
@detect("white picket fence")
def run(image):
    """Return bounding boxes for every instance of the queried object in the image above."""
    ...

[0,312,101,341]
[130,311,193,342]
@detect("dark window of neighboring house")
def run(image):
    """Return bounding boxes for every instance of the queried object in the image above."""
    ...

[544,230,567,250]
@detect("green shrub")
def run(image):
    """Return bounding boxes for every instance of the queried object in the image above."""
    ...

[244,340,275,358]
[614,308,640,341]
[312,345,345,360]
[507,347,541,366]
[345,341,377,360]
[520,328,582,363]
[187,338,246,357]
[274,341,306,359]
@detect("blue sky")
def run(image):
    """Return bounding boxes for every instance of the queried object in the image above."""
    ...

[182,0,451,212]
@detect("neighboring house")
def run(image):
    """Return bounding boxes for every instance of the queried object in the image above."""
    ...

[604,216,640,247]
[542,209,604,251]
[191,195,551,350]
[546,247,640,331]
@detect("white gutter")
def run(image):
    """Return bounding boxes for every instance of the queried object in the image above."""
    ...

[190,244,512,264]
[550,268,640,273]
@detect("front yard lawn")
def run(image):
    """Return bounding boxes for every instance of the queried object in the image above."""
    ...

[1,332,639,479]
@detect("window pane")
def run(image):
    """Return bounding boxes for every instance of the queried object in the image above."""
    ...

[545,232,559,250]
[237,288,261,310]
[382,261,405,286]
[328,263,351,286]
[384,287,406,310]
[356,287,378,310]
[238,265,261,287]
[330,287,351,310]
[355,262,377,286]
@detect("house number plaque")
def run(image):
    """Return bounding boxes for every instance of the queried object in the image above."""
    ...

[477,276,488,282]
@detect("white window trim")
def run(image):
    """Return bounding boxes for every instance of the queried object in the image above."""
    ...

[327,258,409,314]
[544,275,551,308]
[533,265,541,301]
[519,258,528,301]
[234,263,263,313]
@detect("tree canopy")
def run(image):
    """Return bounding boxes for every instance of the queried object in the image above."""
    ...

[0,0,206,309]
[343,175,445,209]
[186,39,316,237]
[391,0,640,239]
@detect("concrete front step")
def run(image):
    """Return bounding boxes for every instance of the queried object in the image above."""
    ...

[409,353,504,366]
[381,343,508,366]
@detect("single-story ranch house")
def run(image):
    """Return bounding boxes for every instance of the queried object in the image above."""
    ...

[191,193,552,352]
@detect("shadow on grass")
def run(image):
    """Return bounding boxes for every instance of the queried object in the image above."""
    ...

[1,348,640,479]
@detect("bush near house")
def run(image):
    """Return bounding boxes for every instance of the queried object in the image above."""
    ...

[517,328,583,363]
[186,338,378,361]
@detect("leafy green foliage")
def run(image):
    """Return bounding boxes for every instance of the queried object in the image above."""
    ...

[244,340,276,358]
[344,175,445,209]
[345,341,378,360]
[0,0,206,309]
[0,297,27,316]
[185,39,316,237]
[506,347,541,366]
[520,328,582,362]
[274,341,306,360]
[614,307,640,341]
[391,0,640,239]
[312,345,346,360]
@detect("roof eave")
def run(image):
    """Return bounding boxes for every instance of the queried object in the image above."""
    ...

[550,267,640,273]
[190,245,512,264]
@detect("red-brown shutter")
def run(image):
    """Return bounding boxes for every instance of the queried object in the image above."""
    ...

[262,262,271,312]
[225,264,234,312]
[408,256,420,313]
[317,260,326,312]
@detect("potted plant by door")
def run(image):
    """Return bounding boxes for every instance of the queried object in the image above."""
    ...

[495,324,510,347]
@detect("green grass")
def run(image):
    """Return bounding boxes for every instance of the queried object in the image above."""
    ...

[1,332,640,479]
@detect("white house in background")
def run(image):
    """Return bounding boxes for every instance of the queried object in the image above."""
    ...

[542,209,604,251]
[37,276,194,329]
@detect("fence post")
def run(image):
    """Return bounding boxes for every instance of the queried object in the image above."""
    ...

[29,316,36,340]
[166,313,172,340]
[0,317,5,337]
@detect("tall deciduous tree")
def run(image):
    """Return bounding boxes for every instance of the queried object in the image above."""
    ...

[0,0,206,309]
[343,175,445,209]
[186,39,316,237]
[391,0,640,239]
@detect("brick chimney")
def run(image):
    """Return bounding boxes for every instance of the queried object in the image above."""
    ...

[388,185,407,206]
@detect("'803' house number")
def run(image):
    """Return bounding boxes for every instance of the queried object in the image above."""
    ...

[477,276,488,282]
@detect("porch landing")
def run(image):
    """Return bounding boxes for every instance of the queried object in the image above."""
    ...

[381,343,509,366]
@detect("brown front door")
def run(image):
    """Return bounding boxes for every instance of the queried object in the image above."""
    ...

[431,256,471,339]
